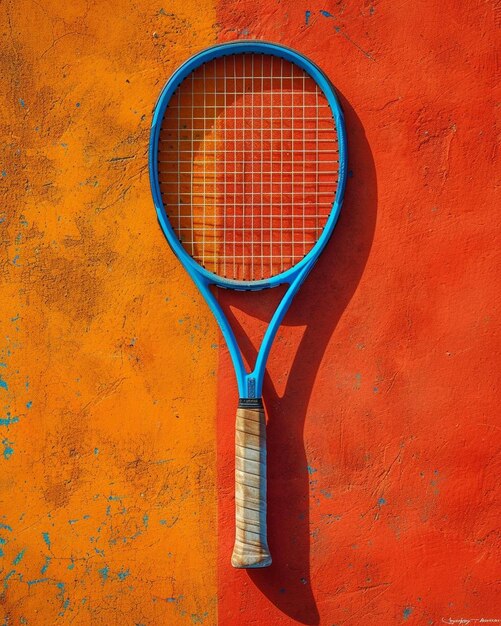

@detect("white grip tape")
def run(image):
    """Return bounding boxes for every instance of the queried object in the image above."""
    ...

[231,405,272,568]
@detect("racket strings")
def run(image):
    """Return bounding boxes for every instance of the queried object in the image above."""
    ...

[158,53,339,281]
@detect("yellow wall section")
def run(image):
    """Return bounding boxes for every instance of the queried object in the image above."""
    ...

[0,1,218,624]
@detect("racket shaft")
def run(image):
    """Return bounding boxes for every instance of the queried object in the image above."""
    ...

[231,402,272,568]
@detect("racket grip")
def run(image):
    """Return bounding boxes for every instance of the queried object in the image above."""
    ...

[231,399,272,568]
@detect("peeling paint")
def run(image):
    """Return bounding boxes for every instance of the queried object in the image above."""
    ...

[2,439,14,460]
[98,565,109,583]
[12,548,25,565]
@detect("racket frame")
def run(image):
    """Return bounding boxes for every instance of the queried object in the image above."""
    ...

[149,40,347,399]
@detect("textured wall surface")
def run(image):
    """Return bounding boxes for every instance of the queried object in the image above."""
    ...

[0,1,498,625]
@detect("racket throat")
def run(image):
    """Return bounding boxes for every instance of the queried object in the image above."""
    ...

[245,376,257,399]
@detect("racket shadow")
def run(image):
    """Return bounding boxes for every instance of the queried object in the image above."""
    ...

[218,94,376,624]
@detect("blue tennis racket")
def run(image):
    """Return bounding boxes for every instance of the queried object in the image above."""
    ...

[149,41,347,568]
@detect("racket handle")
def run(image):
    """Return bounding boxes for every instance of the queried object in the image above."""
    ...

[231,399,272,568]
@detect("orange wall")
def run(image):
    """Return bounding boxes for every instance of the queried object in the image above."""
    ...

[1,1,498,625]
[0,1,219,624]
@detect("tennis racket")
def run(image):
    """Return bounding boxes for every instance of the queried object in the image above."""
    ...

[149,41,347,568]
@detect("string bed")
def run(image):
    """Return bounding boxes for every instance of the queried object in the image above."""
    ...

[158,53,339,281]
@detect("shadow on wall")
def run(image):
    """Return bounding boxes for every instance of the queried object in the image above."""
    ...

[219,94,377,624]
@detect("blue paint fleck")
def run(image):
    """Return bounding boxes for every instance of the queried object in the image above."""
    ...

[0,363,6,368]
[0,523,12,532]
[378,498,387,507]
[305,10,311,24]
[69,514,89,524]
[129,337,137,346]
[98,565,109,582]
[320,10,333,17]
[67,561,75,570]
[143,513,149,528]
[0,414,19,427]
[13,548,25,565]
[76,102,81,107]
[12,255,20,266]
[27,578,49,586]
[1,171,6,178]
[41,556,51,574]
[94,447,99,455]
[60,598,70,615]
[0,377,8,390]
[320,489,332,498]
[166,597,176,603]
[42,532,51,548]
[2,439,14,460]
[4,569,16,589]
[19,99,25,107]
[108,495,122,501]
[117,568,129,581]
[26,401,32,409]
[307,466,317,475]
[403,607,413,620]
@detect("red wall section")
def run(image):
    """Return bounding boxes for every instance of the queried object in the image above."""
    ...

[215,1,499,624]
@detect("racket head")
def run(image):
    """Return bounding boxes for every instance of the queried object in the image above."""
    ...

[149,41,347,290]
